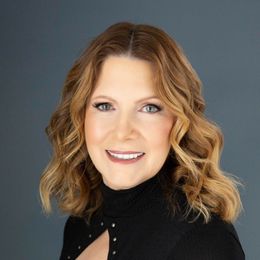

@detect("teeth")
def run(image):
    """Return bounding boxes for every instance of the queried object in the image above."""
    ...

[107,151,144,160]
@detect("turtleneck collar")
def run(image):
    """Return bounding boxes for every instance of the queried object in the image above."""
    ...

[100,172,164,218]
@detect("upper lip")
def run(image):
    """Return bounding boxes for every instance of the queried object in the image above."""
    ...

[107,150,144,154]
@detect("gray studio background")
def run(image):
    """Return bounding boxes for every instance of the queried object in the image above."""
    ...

[1,0,259,259]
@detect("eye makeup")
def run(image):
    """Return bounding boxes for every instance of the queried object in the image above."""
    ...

[92,102,163,113]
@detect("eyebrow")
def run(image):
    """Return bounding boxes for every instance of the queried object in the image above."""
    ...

[91,95,161,103]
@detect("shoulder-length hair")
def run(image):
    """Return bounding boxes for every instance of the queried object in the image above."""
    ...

[39,21,242,224]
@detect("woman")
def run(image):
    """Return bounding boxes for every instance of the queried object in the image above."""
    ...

[40,22,245,259]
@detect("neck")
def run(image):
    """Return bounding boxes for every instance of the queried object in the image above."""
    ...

[100,172,164,218]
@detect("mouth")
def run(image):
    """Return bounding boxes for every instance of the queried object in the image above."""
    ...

[106,150,145,164]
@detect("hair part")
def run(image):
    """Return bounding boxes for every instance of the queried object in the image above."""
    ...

[39,21,243,224]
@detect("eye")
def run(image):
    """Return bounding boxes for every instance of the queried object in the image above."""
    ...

[142,104,162,113]
[92,102,162,113]
[92,102,113,111]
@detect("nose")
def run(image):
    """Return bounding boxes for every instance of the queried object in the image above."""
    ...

[114,112,137,140]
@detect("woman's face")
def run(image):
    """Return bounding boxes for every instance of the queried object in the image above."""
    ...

[84,56,175,190]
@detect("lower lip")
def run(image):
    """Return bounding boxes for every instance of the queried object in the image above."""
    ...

[106,150,145,164]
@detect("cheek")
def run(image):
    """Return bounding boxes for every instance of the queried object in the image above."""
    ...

[150,117,174,147]
[84,112,106,145]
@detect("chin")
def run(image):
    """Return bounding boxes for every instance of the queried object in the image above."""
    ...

[103,175,142,190]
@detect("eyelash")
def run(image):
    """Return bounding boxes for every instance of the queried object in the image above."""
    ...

[92,102,162,113]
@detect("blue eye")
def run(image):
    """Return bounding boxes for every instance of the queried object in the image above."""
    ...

[92,102,162,113]
[143,104,162,113]
[93,102,113,111]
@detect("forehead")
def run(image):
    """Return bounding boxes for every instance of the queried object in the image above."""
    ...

[93,56,156,94]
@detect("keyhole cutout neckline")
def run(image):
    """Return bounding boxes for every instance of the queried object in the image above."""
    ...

[76,229,109,260]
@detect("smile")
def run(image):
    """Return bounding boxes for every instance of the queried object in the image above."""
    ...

[106,150,145,164]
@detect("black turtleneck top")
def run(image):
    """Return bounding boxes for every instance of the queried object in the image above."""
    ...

[59,172,245,260]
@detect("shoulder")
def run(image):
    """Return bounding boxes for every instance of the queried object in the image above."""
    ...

[60,216,89,256]
[169,215,245,260]
[63,216,88,240]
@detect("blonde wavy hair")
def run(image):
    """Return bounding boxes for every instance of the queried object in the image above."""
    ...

[39,22,243,224]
